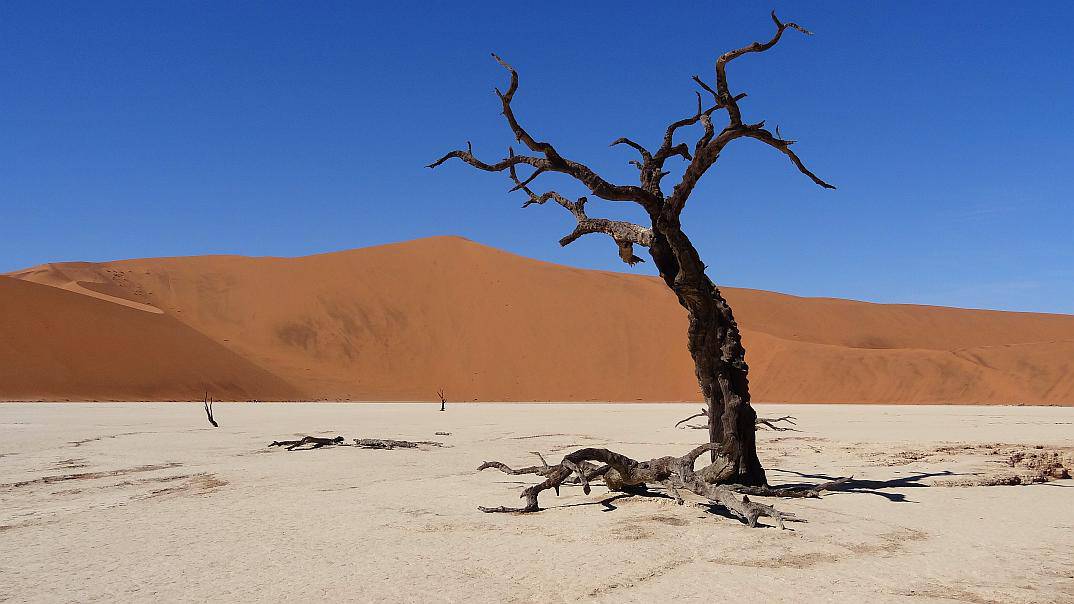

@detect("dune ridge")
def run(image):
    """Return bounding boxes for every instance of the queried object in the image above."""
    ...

[3,236,1072,403]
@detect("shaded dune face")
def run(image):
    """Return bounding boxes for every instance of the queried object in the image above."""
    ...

[0,277,301,401]
[3,236,1073,403]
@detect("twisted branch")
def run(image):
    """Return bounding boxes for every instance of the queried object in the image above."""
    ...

[269,436,345,451]
[742,127,836,189]
[507,155,653,265]
[716,11,813,127]
[427,141,546,173]
[610,137,653,163]
[666,12,833,213]
[430,55,656,207]
[430,15,835,262]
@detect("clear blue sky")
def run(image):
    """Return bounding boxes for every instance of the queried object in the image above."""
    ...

[2,1,1071,313]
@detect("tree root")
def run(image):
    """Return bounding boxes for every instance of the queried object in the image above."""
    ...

[476,444,824,528]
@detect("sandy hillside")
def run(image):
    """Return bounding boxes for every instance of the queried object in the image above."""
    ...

[1,403,1072,602]
[0,277,300,401]
[4,236,1074,403]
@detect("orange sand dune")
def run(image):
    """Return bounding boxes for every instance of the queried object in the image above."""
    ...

[0,277,300,401]
[4,236,1073,403]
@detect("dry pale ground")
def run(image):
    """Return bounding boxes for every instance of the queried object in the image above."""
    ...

[1,403,1072,603]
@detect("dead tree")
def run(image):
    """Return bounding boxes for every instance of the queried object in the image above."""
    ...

[430,12,833,494]
[437,389,447,412]
[203,392,218,428]
[676,407,798,432]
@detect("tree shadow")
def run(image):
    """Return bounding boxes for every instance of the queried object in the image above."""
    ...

[554,485,675,512]
[767,468,960,502]
[693,502,799,530]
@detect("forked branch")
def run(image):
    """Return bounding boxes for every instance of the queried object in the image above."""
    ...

[742,127,836,189]
[507,155,653,265]
[430,15,835,261]
[428,67,655,266]
[429,55,655,207]
[716,11,813,127]
[666,11,834,213]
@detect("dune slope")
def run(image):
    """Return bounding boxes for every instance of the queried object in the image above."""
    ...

[4,236,1073,403]
[0,277,300,401]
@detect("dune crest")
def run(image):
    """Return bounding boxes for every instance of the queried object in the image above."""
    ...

[9,263,164,314]
[4,236,1073,403]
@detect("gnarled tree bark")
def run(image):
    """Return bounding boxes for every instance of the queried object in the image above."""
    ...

[429,12,834,504]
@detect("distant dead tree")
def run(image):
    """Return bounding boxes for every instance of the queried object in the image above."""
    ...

[675,407,798,432]
[430,12,835,521]
[203,392,218,428]
[437,389,447,412]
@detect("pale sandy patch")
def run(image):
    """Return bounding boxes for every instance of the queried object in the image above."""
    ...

[1,403,1072,603]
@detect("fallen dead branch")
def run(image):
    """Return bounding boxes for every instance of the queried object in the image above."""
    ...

[269,436,345,451]
[268,436,443,451]
[353,438,443,450]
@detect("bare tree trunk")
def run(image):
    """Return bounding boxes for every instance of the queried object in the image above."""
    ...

[650,225,765,485]
[429,13,835,495]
